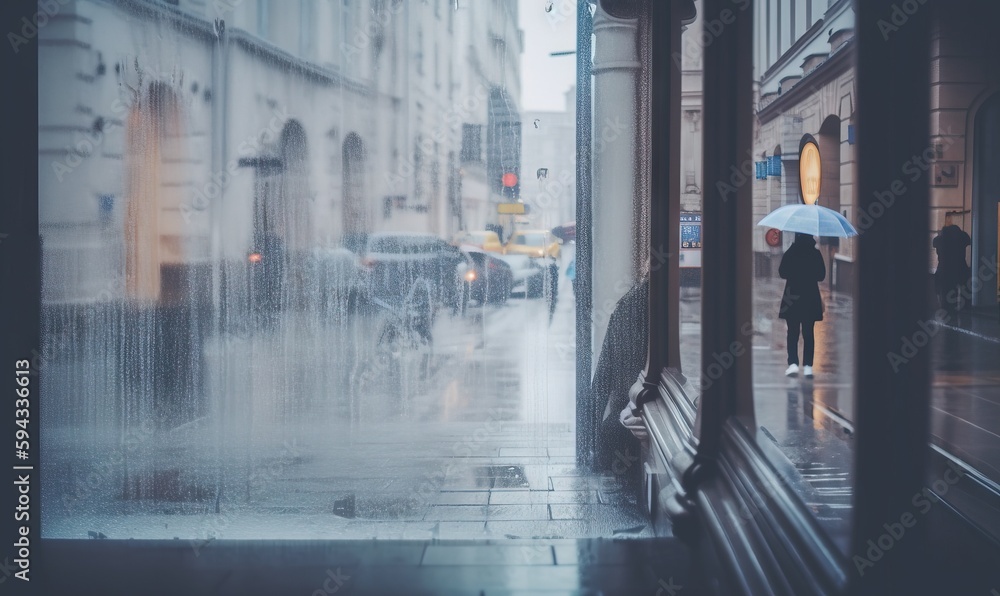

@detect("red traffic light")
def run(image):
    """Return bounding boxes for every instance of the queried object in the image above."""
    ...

[501,172,518,188]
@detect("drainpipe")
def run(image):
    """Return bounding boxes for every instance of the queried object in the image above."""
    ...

[210,16,228,514]
[211,18,228,325]
[576,0,594,468]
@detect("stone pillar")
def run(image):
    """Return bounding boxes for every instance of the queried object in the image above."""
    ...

[591,4,641,362]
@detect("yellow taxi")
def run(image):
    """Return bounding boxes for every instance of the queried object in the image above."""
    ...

[451,230,503,252]
[503,229,561,259]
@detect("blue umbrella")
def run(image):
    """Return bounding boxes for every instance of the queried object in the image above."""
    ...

[756,204,858,238]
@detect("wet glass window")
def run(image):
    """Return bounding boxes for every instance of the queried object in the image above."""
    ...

[36,0,648,543]
[511,233,547,247]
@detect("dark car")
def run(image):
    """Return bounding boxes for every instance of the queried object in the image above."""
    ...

[357,232,466,321]
[455,247,514,313]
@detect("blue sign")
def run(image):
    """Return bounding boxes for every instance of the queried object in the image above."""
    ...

[755,161,767,180]
[767,155,782,177]
[681,225,701,249]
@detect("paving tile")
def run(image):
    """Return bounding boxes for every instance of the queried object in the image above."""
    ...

[498,447,550,457]
[437,521,489,538]
[433,491,490,505]
[484,504,551,521]
[424,505,489,521]
[549,504,593,520]
[549,477,606,491]
[488,491,549,505]
[484,520,598,538]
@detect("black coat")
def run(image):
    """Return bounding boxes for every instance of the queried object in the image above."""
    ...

[592,279,647,473]
[778,236,826,322]
[933,225,971,292]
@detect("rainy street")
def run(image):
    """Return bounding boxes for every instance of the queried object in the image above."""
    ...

[41,264,651,542]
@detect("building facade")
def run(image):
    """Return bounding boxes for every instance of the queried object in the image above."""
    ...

[752,0,999,307]
[39,0,521,305]
[521,86,577,230]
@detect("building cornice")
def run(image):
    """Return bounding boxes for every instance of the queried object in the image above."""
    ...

[761,17,828,83]
[756,38,855,124]
[105,0,374,97]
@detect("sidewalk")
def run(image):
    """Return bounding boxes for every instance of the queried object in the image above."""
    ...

[677,280,1000,553]
[936,306,1000,345]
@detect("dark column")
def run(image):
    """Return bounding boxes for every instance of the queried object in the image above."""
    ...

[850,0,933,593]
[630,0,684,412]
[575,0,595,468]
[693,0,754,465]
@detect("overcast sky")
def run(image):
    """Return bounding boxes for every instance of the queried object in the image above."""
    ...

[518,0,578,112]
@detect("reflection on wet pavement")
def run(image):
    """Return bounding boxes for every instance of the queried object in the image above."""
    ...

[680,280,1000,552]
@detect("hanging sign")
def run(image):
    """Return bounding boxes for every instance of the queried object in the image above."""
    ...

[799,139,821,205]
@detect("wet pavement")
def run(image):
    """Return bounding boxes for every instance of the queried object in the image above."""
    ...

[42,265,653,542]
[679,279,1000,552]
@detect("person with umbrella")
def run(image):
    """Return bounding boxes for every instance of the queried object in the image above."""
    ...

[757,202,858,379]
[778,233,826,378]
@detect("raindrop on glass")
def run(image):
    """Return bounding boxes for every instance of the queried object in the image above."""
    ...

[545,1,553,13]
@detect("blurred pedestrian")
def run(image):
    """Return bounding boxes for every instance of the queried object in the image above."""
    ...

[779,233,826,378]
[933,213,972,312]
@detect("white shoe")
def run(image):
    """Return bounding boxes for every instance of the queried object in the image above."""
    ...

[785,364,799,377]
[803,365,813,378]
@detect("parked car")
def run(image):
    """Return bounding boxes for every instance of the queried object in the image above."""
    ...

[451,230,504,253]
[455,247,514,312]
[357,232,466,318]
[500,254,559,300]
[504,229,561,259]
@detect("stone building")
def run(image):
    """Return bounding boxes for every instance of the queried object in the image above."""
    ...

[38,0,521,305]
[751,0,999,306]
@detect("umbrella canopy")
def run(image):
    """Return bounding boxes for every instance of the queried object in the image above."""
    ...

[756,204,858,238]
[551,221,576,242]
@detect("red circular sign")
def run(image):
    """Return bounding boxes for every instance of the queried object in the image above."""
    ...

[501,172,518,188]
[765,228,782,247]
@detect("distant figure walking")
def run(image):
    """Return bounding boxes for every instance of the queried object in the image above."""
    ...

[779,233,826,378]
[933,213,972,311]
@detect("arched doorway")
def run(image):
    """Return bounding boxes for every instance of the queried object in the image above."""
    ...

[972,92,1000,310]
[125,81,183,301]
[278,120,310,252]
[342,132,369,237]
